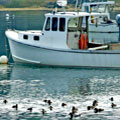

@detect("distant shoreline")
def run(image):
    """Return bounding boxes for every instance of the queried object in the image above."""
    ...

[0,7,53,11]
[0,7,120,11]
[0,7,75,11]
[114,7,120,11]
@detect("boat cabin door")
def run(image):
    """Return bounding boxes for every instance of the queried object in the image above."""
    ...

[67,16,88,49]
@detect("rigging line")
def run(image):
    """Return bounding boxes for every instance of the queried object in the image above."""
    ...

[8,48,12,62]
[75,0,79,11]
[78,0,83,11]
[4,35,8,57]
[4,36,11,62]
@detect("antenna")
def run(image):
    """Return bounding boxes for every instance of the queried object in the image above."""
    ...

[75,0,78,11]
[75,0,83,12]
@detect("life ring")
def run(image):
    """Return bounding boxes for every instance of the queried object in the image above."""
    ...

[79,33,84,49]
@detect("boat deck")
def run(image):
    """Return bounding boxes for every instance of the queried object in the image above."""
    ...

[87,42,120,51]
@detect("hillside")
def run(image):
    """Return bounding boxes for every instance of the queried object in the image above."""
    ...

[0,0,65,8]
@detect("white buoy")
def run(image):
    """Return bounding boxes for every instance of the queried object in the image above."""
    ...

[5,13,10,21]
[0,55,8,64]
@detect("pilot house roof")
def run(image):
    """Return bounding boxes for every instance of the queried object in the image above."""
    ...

[45,12,107,18]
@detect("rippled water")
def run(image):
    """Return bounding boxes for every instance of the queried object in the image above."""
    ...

[0,64,120,120]
[0,10,120,120]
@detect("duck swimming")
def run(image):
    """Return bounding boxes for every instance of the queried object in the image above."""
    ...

[47,100,52,105]
[111,103,117,108]
[109,97,114,101]
[94,108,104,113]
[49,106,53,111]
[12,104,18,110]
[41,109,46,115]
[3,99,8,104]
[43,99,48,103]
[27,107,32,112]
[69,112,74,120]
[61,103,67,107]
[92,100,98,107]
[94,108,98,113]
[43,99,52,105]
[98,108,104,112]
[72,106,78,114]
[87,106,94,110]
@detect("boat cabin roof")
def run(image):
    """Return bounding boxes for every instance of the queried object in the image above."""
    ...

[45,12,106,18]
[82,1,115,6]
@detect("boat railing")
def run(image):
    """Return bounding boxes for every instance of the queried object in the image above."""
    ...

[82,0,108,3]
[88,45,108,50]
[88,42,120,51]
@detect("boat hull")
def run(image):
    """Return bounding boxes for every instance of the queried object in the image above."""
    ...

[8,38,120,68]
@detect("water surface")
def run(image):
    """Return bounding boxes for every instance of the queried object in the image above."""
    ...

[0,64,120,120]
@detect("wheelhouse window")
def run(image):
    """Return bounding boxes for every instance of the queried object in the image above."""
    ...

[59,18,65,32]
[84,6,89,12]
[52,17,58,31]
[68,17,87,32]
[23,35,28,40]
[45,17,50,31]
[68,17,80,32]
[98,4,106,13]
[90,4,106,13]
[34,36,39,41]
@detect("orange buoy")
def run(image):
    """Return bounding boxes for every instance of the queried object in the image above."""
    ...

[79,33,84,49]
[79,33,88,50]
[83,33,88,49]
[91,16,94,24]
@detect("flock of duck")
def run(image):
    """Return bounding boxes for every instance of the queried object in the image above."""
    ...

[2,97,117,119]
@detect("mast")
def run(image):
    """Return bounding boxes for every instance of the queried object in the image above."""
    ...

[75,0,78,11]
[75,0,84,11]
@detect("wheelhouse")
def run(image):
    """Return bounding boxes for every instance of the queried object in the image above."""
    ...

[43,12,90,49]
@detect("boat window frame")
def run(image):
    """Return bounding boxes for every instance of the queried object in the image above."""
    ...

[23,35,28,40]
[67,16,89,33]
[45,17,51,31]
[84,6,89,12]
[98,4,106,13]
[67,17,82,32]
[90,4,106,13]
[34,36,40,41]
[59,18,66,32]
[52,17,58,31]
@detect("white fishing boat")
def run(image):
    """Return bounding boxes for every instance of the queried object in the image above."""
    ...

[5,1,120,68]
[81,1,119,32]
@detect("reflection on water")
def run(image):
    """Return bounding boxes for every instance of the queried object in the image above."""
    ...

[0,64,12,96]
[0,64,120,119]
